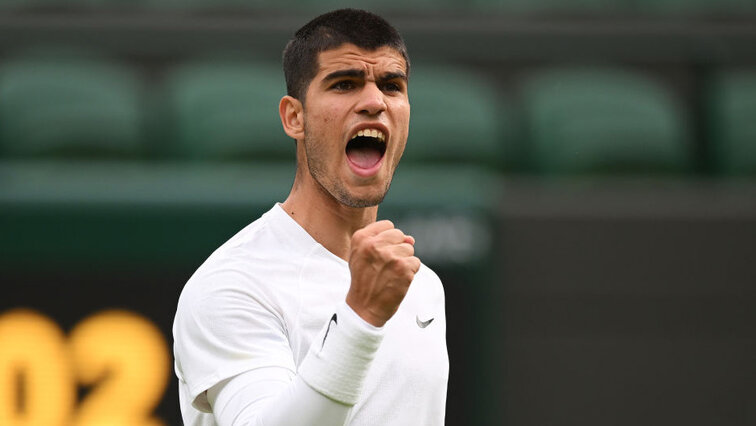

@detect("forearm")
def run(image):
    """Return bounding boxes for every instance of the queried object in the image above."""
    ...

[209,368,351,426]
[207,302,384,426]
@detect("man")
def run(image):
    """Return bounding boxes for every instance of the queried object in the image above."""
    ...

[173,9,448,426]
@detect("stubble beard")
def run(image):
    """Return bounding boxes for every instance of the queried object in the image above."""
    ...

[303,132,392,209]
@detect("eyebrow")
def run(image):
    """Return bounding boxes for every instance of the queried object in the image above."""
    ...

[322,69,408,84]
[323,69,365,82]
[378,71,408,83]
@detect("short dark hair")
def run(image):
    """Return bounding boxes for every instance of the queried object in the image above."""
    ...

[282,8,410,102]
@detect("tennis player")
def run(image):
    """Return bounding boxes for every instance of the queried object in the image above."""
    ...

[173,9,448,425]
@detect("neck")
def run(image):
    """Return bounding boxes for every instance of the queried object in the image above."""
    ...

[281,168,378,261]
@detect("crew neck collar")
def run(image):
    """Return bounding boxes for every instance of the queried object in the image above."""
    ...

[268,203,348,266]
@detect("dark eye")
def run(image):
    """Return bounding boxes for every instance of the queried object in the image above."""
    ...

[381,82,402,92]
[331,80,355,91]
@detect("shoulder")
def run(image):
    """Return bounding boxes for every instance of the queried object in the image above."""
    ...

[173,214,302,369]
[176,210,308,320]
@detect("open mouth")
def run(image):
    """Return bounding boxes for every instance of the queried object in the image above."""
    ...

[345,129,387,173]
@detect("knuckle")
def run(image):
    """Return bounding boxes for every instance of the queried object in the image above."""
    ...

[394,257,413,273]
[380,228,400,239]
[388,257,409,276]
[364,238,383,259]
[387,255,402,269]
[401,264,416,281]
[410,256,421,270]
[369,235,382,250]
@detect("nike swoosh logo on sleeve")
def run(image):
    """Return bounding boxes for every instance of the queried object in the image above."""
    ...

[321,313,338,349]
[416,316,434,328]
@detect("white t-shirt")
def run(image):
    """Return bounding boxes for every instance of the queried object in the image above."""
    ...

[173,204,448,425]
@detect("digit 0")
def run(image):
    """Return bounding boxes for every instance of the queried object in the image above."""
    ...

[0,309,75,426]
[69,310,170,426]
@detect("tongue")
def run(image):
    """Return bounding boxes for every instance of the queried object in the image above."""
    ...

[347,146,382,169]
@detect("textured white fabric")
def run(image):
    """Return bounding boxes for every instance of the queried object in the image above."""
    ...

[298,300,384,405]
[173,204,448,426]
[207,367,351,426]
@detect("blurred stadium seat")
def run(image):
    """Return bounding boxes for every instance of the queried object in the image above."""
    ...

[141,0,265,11]
[521,67,691,175]
[2,0,754,15]
[707,70,756,176]
[0,49,144,159]
[635,0,756,15]
[469,0,756,15]
[0,0,63,10]
[291,0,459,13]
[0,0,141,11]
[403,64,516,169]
[160,57,291,162]
[142,0,457,13]
[475,0,631,14]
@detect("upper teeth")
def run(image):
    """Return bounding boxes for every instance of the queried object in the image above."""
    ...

[352,129,386,142]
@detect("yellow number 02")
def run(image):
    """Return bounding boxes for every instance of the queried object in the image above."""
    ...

[0,309,169,426]
[0,310,74,426]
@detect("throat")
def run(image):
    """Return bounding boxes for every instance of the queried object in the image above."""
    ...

[281,195,378,261]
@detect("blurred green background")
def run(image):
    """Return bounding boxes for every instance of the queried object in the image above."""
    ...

[1,1,755,425]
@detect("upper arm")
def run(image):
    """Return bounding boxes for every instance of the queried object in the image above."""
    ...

[207,367,295,425]
[173,269,296,412]
[207,366,352,426]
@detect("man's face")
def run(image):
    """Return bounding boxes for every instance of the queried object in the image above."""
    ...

[300,43,410,208]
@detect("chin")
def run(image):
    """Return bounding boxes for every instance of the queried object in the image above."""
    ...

[338,193,385,209]
[314,169,392,209]
[333,186,388,208]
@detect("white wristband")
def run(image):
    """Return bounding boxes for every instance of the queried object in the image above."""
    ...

[298,301,384,405]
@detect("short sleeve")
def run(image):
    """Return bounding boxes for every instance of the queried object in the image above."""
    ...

[173,268,296,412]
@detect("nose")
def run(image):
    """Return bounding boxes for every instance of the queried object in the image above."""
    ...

[356,82,387,116]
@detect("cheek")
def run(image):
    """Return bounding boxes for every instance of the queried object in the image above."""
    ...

[395,105,411,141]
[304,110,336,146]
[310,108,340,139]
[394,102,411,128]
[395,106,411,160]
[310,110,331,126]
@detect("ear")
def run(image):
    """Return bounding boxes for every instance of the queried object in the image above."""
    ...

[279,95,304,141]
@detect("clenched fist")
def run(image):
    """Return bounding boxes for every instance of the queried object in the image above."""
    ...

[346,220,421,327]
